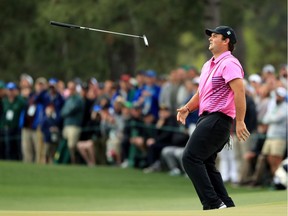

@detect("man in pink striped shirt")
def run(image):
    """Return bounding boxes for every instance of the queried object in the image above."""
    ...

[177,26,250,210]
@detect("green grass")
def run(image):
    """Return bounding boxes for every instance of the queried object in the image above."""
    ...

[0,161,286,215]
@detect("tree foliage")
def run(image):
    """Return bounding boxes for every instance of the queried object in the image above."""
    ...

[0,0,286,82]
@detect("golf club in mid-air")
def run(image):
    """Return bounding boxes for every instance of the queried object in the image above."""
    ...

[50,21,149,47]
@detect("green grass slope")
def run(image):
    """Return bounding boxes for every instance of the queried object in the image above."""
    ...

[0,161,286,215]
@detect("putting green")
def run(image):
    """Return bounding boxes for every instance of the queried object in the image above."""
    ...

[0,162,286,215]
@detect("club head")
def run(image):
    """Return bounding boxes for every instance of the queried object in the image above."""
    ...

[143,35,149,47]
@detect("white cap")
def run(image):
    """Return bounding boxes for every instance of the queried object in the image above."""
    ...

[262,64,275,74]
[276,87,287,98]
[129,77,138,86]
[248,74,262,84]
[20,73,34,85]
[192,76,200,85]
[89,77,98,86]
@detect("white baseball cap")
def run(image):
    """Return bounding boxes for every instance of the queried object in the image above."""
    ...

[276,87,287,98]
[248,74,262,84]
[262,64,275,74]
[192,77,200,85]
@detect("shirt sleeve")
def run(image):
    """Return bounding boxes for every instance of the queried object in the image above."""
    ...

[222,59,244,84]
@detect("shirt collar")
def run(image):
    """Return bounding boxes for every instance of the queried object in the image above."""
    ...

[211,51,231,64]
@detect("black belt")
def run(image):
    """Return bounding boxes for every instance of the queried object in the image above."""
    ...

[201,111,233,123]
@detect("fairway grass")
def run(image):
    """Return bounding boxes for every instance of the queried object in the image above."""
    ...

[0,161,287,216]
[0,203,286,216]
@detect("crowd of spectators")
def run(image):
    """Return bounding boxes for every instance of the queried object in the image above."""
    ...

[0,63,287,189]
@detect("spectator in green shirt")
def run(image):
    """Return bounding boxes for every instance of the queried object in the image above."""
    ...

[61,80,84,164]
[2,82,26,160]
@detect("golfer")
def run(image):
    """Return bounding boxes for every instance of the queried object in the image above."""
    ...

[177,26,250,210]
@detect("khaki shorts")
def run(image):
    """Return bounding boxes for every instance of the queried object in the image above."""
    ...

[62,126,81,149]
[261,139,286,156]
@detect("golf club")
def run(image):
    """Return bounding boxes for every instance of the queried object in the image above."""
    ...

[50,21,149,47]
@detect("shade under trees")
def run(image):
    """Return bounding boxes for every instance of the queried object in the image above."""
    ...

[0,0,286,82]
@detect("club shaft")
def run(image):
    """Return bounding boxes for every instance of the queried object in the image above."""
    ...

[50,21,143,39]
[84,27,142,39]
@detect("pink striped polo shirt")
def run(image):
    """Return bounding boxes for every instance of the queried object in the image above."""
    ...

[198,51,244,119]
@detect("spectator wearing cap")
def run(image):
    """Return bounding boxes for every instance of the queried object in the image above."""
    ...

[86,77,99,100]
[248,74,262,100]
[250,87,287,186]
[35,77,48,90]
[138,70,161,119]
[261,64,277,93]
[112,74,136,106]
[19,77,48,163]
[61,80,84,164]
[38,78,64,122]
[19,73,34,99]
[249,74,262,85]
[261,64,275,82]
[49,78,58,86]
[2,82,26,160]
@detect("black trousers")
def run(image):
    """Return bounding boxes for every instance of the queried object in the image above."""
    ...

[182,112,235,210]
[3,128,22,160]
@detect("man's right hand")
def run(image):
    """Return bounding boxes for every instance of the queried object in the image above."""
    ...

[176,106,189,125]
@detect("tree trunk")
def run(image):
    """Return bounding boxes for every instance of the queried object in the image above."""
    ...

[204,0,221,29]
[107,43,136,81]
[233,27,246,73]
[204,0,221,58]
